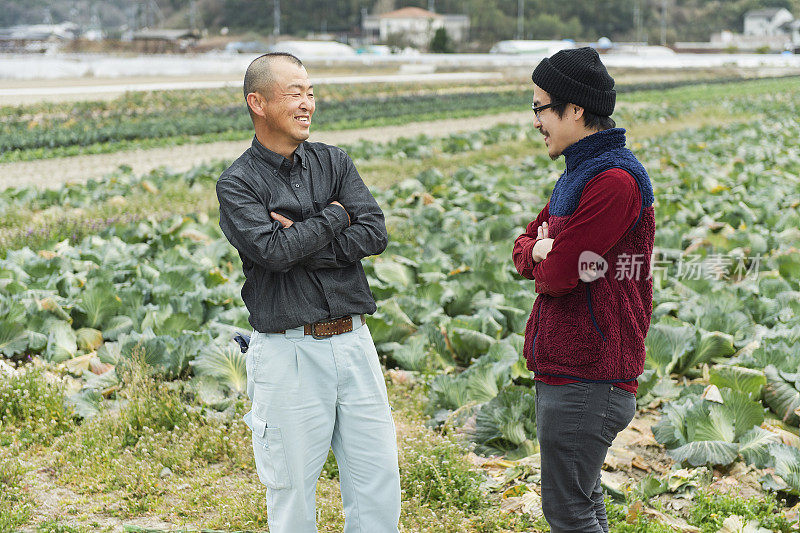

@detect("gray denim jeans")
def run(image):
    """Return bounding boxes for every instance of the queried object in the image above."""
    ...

[535,380,636,532]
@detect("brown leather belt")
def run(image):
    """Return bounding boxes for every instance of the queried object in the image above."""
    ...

[275,314,364,338]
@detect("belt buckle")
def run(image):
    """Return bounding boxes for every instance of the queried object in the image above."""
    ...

[311,324,334,340]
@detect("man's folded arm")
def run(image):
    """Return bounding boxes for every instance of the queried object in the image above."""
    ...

[302,150,387,270]
[513,202,550,279]
[216,176,349,273]
[532,170,641,296]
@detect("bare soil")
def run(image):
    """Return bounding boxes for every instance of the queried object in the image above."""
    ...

[0,112,531,191]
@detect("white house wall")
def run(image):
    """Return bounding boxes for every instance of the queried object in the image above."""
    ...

[743,8,794,36]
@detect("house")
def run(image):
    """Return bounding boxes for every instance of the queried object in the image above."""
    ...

[0,23,78,52]
[362,7,469,48]
[743,8,794,36]
[130,28,200,53]
[709,8,799,52]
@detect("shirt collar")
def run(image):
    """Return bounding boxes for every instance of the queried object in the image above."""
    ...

[250,136,308,171]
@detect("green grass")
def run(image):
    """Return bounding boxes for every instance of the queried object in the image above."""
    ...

[52,358,252,514]
[689,490,795,532]
[599,489,798,533]
[605,501,681,533]
[0,366,76,448]
[0,449,33,530]
[36,520,84,533]
[1,355,538,531]
[5,341,800,531]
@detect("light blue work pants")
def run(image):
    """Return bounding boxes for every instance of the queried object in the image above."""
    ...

[244,316,401,533]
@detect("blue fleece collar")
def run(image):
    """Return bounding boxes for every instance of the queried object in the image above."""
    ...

[549,127,654,218]
[563,128,627,173]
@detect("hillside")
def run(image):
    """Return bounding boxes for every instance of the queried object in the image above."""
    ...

[2,0,800,45]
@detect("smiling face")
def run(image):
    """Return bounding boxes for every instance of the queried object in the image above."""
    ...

[532,84,585,160]
[247,58,315,158]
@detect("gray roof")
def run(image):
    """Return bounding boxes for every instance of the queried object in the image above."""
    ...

[745,8,786,19]
[0,23,76,41]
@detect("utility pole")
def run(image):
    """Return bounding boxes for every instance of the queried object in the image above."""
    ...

[660,0,667,46]
[516,0,524,40]
[90,2,100,33]
[633,0,643,46]
[428,0,435,13]
[189,0,197,31]
[126,5,137,31]
[273,0,280,40]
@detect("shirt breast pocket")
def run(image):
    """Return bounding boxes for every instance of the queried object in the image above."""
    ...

[312,178,337,212]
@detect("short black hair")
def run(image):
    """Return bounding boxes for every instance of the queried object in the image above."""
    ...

[243,52,304,118]
[551,102,616,131]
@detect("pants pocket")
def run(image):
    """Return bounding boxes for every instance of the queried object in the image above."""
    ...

[250,406,292,490]
[601,386,636,442]
[357,325,389,402]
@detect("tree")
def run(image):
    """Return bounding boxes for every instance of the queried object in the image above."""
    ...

[526,13,583,39]
[430,26,453,52]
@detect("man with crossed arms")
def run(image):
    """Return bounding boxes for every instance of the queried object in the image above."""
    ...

[216,52,400,532]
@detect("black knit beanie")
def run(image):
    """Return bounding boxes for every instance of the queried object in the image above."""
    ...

[531,47,616,116]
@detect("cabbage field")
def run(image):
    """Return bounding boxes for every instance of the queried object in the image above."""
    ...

[1,75,800,531]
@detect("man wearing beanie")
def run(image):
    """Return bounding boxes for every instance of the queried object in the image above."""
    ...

[512,47,655,532]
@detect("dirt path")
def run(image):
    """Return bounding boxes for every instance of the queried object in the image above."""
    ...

[0,112,531,191]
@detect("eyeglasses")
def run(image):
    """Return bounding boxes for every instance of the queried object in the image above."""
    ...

[531,101,563,120]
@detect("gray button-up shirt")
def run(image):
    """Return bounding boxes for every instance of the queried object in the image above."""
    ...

[216,137,388,333]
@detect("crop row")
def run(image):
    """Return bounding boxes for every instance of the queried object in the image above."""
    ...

[0,75,779,220]
[0,81,522,123]
[0,124,539,220]
[2,72,776,126]
[0,90,528,161]
[2,76,796,164]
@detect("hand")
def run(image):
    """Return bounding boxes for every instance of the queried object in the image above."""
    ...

[537,221,548,239]
[270,211,293,228]
[330,200,350,226]
[532,223,553,263]
[532,238,553,262]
